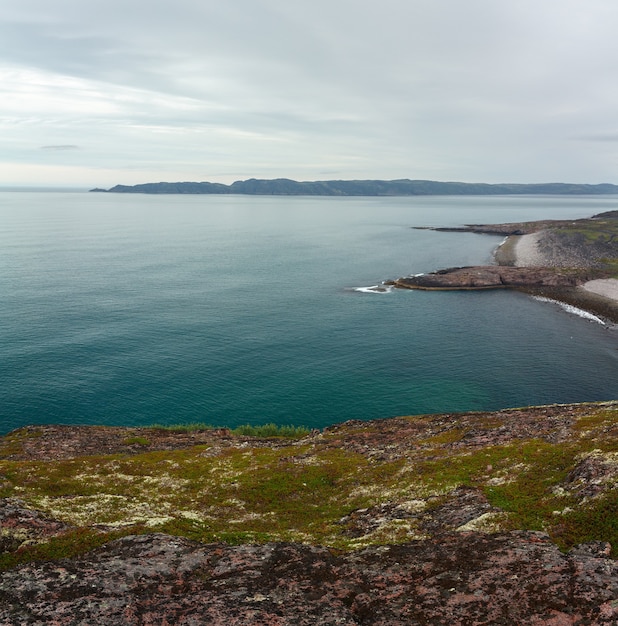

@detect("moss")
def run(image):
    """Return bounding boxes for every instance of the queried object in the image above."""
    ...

[483,449,577,529]
[123,436,151,447]
[2,402,617,565]
[573,407,618,446]
[417,428,468,446]
[231,423,311,438]
[550,491,618,556]
[0,526,144,572]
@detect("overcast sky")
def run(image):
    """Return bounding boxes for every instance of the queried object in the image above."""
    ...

[2,0,618,188]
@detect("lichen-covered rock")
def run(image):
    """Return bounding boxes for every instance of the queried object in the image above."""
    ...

[1,532,617,625]
[0,499,71,552]
[2,403,617,623]
[339,487,499,539]
[561,451,618,500]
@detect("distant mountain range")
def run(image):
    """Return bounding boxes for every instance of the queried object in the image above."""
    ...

[91,178,618,196]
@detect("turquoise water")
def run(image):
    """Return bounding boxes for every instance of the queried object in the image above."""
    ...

[1,192,617,434]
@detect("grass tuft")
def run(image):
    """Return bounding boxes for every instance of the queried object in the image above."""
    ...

[231,423,311,438]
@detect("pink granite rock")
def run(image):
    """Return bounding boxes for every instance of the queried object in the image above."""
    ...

[1,532,616,625]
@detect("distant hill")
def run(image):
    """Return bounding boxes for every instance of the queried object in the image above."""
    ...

[91,178,618,196]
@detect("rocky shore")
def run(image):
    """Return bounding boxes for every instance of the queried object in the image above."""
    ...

[1,401,618,624]
[391,210,618,323]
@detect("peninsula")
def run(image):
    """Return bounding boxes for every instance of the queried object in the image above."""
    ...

[389,210,618,324]
[91,178,618,196]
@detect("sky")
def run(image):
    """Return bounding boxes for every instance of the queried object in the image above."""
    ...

[2,0,618,188]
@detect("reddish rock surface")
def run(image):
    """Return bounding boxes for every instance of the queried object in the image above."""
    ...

[0,500,71,553]
[390,265,595,290]
[1,532,617,625]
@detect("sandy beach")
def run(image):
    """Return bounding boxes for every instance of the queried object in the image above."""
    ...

[513,232,546,267]
[582,278,618,301]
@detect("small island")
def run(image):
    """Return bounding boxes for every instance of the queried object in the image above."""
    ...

[389,210,618,324]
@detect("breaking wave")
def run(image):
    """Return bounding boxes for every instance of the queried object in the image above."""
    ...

[351,284,394,294]
[533,296,605,325]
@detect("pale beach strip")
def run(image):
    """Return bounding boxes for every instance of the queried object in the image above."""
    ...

[512,232,546,267]
[582,278,618,303]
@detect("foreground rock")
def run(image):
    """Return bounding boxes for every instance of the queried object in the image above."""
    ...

[1,532,617,625]
[2,402,617,623]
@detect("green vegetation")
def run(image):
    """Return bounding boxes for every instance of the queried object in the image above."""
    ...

[1,404,617,570]
[600,258,618,278]
[0,527,144,572]
[148,422,310,438]
[0,427,42,457]
[148,422,214,432]
[553,214,618,275]
[555,216,618,244]
[231,423,311,438]
[123,436,151,447]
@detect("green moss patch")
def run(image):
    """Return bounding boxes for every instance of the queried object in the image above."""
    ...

[1,403,617,568]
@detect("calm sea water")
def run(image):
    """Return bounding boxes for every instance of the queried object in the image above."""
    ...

[1,192,617,434]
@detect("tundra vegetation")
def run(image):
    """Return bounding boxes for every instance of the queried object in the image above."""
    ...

[1,402,617,571]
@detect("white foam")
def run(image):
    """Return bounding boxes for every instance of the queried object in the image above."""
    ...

[532,296,605,325]
[352,284,394,294]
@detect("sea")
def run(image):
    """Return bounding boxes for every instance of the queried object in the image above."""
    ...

[1,192,617,435]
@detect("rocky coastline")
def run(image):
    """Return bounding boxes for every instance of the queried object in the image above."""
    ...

[389,210,618,324]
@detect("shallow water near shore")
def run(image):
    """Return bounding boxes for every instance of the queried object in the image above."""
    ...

[1,192,617,434]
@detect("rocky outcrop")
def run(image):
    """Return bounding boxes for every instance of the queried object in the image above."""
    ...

[389,265,594,290]
[0,424,239,461]
[339,487,499,538]
[0,500,71,553]
[1,532,616,625]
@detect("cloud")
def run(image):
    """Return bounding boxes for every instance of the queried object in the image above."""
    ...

[1,0,618,186]
[41,145,79,150]
[577,134,618,143]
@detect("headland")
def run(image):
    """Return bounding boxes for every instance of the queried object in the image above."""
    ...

[389,210,618,324]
